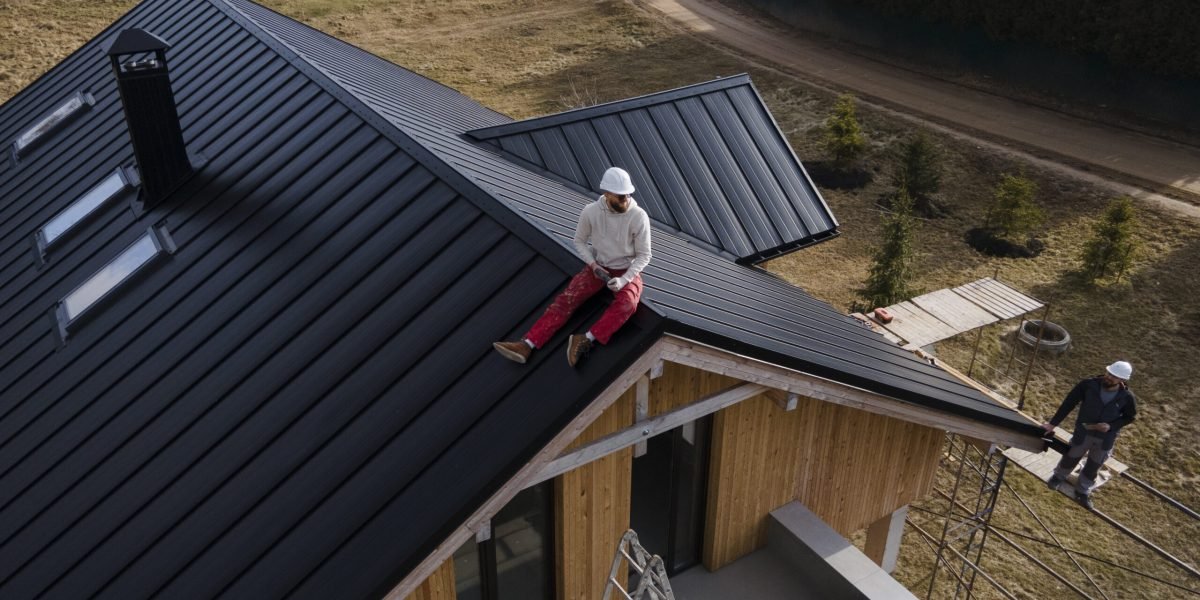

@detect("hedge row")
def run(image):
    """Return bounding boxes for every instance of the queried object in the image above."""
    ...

[847,0,1200,79]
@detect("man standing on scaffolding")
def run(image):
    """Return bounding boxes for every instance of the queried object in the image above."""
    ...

[1042,361,1138,509]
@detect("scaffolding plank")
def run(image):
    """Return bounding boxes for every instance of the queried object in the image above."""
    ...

[880,301,959,347]
[952,278,1042,320]
[911,289,998,332]
[1003,446,1126,496]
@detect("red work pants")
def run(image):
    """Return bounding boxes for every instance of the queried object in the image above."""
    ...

[525,265,643,348]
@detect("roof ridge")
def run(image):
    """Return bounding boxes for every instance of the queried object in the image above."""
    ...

[470,137,743,263]
[208,0,598,281]
[465,74,752,140]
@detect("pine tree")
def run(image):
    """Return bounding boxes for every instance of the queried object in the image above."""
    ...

[859,186,918,309]
[1080,197,1137,282]
[892,133,943,216]
[823,94,866,169]
[987,173,1043,240]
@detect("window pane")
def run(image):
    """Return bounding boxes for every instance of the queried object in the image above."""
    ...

[493,483,553,600]
[453,538,483,600]
[63,232,159,321]
[42,170,127,246]
[15,94,87,155]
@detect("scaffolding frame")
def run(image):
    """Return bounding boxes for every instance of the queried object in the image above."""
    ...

[911,432,1200,599]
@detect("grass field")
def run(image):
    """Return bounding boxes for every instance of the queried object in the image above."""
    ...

[3,0,1198,597]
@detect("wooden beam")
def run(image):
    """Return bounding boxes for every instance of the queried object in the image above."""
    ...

[383,339,669,600]
[634,375,649,457]
[659,336,1044,452]
[528,383,768,486]
[765,389,798,411]
[474,521,491,543]
[650,359,665,379]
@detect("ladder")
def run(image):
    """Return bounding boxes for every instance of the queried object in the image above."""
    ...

[602,529,675,600]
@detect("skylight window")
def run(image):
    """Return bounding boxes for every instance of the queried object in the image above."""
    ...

[12,92,95,159]
[38,168,134,251]
[56,225,174,334]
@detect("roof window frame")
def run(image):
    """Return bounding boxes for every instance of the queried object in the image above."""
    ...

[11,91,96,162]
[35,166,141,260]
[53,223,175,341]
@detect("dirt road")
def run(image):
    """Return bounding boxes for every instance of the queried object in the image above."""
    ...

[640,0,1200,220]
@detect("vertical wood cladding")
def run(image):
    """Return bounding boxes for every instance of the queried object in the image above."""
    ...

[699,364,944,570]
[648,360,741,417]
[405,558,455,600]
[792,396,943,536]
[703,393,805,569]
[555,388,635,600]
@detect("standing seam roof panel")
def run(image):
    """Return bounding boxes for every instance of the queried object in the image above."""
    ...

[701,91,804,240]
[675,95,779,249]
[590,114,678,227]
[647,102,753,256]
[725,86,835,233]
[619,108,720,245]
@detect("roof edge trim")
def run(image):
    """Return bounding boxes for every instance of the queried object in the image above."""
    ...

[465,73,753,140]
[210,0,588,278]
[737,229,841,265]
[661,323,1043,437]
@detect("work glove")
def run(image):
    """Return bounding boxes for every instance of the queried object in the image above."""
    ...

[607,276,627,292]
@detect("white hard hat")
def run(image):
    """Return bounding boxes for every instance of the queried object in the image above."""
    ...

[599,167,635,195]
[1106,361,1133,380]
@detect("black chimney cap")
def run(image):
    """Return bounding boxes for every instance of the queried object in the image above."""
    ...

[107,29,170,56]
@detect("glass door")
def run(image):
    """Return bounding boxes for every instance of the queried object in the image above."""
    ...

[629,416,712,575]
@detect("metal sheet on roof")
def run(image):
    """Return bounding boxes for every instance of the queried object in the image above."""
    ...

[0,1,663,599]
[466,75,839,264]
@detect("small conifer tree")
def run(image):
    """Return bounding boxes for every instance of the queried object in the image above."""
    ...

[892,133,943,216]
[987,173,1043,240]
[823,94,865,168]
[1080,197,1137,282]
[859,185,918,309]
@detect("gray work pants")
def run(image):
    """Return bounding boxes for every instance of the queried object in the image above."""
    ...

[1053,435,1111,495]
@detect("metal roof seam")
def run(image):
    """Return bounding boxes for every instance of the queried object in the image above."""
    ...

[208,0,587,280]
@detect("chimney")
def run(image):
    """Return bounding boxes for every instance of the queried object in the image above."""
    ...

[107,29,195,206]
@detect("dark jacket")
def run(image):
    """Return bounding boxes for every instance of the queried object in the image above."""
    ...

[1050,376,1137,450]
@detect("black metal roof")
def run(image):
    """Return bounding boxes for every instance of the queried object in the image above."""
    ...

[0,0,1040,598]
[0,1,661,599]
[466,75,840,264]
[228,0,1034,428]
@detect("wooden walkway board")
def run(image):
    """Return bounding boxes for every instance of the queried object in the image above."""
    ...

[880,301,959,348]
[952,278,1043,320]
[911,288,998,332]
[1003,446,1127,495]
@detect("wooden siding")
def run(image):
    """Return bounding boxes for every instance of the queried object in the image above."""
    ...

[703,393,806,569]
[648,361,741,417]
[556,388,636,600]
[698,361,944,570]
[404,558,454,600]
[793,396,943,536]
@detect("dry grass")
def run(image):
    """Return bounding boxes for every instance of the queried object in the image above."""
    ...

[3,0,1198,597]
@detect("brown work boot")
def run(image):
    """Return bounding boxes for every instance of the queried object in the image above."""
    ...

[493,340,532,364]
[566,334,593,368]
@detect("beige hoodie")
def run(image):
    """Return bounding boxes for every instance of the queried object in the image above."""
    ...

[573,196,651,283]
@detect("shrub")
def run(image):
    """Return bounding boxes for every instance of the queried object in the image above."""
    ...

[986,173,1042,240]
[858,186,918,310]
[1080,196,1137,282]
[823,94,866,168]
[892,133,943,217]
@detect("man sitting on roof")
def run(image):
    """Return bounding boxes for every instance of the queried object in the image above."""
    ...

[494,167,651,367]
[1043,360,1138,509]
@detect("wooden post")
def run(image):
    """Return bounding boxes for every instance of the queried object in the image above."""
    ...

[865,506,908,573]
[635,375,650,457]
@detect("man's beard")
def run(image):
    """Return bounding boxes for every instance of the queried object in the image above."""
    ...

[608,200,629,213]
